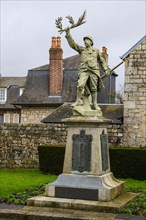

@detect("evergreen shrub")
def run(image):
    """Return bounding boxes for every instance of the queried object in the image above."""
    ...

[38,145,146,179]
[38,144,65,174]
[109,147,146,180]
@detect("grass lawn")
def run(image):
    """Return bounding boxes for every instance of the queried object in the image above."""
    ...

[123,178,146,191]
[0,168,57,197]
[121,178,146,216]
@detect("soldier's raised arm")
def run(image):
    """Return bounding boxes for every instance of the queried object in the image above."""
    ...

[65,28,82,54]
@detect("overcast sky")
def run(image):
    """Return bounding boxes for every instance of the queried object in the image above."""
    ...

[1,0,145,91]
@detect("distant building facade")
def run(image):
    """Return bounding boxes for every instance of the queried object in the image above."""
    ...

[0,77,26,123]
[121,35,146,147]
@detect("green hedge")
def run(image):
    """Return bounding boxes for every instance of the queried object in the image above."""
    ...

[38,144,65,174]
[38,145,146,180]
[109,148,146,180]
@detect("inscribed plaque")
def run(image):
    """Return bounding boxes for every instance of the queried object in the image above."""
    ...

[72,130,92,172]
[100,130,109,172]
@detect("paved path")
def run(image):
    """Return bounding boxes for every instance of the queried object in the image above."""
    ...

[0,204,146,220]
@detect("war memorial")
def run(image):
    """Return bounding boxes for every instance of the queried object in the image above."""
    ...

[27,11,138,213]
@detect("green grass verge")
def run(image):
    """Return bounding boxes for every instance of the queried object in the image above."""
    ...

[124,178,146,192]
[0,169,57,197]
[121,179,146,216]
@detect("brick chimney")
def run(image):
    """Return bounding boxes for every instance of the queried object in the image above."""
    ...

[102,46,108,65]
[49,36,63,95]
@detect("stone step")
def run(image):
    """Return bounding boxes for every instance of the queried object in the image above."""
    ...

[27,192,138,213]
[0,205,116,220]
[0,206,146,220]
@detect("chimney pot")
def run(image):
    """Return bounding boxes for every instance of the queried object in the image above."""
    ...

[49,36,63,95]
[51,36,57,48]
[57,36,61,47]
[102,46,108,65]
[102,46,107,54]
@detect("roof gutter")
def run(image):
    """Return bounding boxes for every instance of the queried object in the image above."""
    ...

[11,102,63,107]
[13,104,21,109]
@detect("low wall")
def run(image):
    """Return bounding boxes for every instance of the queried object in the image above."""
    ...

[0,123,123,168]
[0,123,67,168]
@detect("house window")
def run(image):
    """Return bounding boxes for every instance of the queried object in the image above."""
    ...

[13,114,20,123]
[4,114,10,123]
[0,88,7,103]
[20,88,24,96]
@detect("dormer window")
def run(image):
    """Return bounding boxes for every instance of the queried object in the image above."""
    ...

[0,88,7,103]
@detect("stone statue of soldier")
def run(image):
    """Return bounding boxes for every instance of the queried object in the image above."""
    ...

[55,11,110,112]
[65,28,109,111]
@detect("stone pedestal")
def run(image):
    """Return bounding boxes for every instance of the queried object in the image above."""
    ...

[45,115,125,202]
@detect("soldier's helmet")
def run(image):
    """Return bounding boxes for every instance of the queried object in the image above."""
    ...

[83,36,93,46]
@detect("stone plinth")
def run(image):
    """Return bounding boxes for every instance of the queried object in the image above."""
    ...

[46,172,124,201]
[45,115,125,201]
[62,116,110,175]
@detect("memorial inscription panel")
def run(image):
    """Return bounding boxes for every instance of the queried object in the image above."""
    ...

[72,130,92,172]
[100,129,109,172]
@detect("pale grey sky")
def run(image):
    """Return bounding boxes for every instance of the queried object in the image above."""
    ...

[1,0,146,91]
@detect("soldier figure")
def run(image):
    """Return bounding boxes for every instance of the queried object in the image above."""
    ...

[65,28,109,111]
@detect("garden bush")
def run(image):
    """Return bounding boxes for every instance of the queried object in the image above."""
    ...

[38,144,65,174]
[109,147,146,180]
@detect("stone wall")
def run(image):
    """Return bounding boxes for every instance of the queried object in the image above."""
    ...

[108,124,123,146]
[123,38,146,147]
[21,107,56,124]
[0,123,123,168]
[0,123,67,168]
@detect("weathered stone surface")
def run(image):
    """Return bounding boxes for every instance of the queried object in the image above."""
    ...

[0,123,67,168]
[124,101,136,109]
[62,116,111,175]
[27,192,138,213]
[46,172,125,201]
[21,107,56,124]
[123,38,146,147]
[0,204,135,220]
